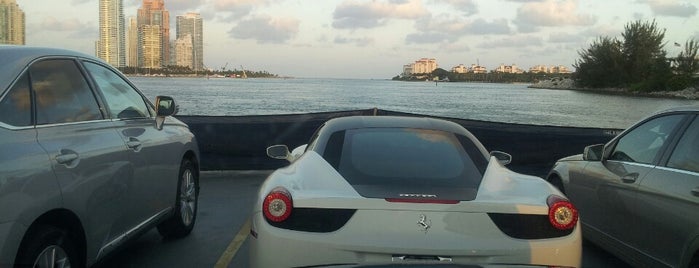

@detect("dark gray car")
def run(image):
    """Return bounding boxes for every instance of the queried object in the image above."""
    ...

[0,46,200,267]
[547,106,699,268]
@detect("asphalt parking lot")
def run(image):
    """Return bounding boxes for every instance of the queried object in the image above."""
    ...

[94,170,632,268]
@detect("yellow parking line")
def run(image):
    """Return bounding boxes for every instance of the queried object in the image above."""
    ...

[214,217,251,268]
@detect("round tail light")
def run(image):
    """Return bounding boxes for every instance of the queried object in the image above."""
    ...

[547,195,578,230]
[263,187,293,222]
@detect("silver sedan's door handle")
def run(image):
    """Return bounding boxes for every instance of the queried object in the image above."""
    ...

[56,153,78,164]
[56,149,79,168]
[126,138,142,151]
[621,173,639,183]
[692,187,699,197]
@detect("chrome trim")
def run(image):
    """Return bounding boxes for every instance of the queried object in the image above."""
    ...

[96,207,172,260]
[606,160,656,169]
[34,119,113,128]
[0,122,34,130]
[655,166,699,176]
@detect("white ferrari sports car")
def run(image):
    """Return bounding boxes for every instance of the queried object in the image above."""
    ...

[249,116,581,268]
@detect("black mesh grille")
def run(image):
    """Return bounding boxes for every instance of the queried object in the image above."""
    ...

[266,208,356,233]
[487,213,574,239]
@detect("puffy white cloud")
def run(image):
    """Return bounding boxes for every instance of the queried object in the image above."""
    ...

[228,15,300,43]
[333,0,429,29]
[40,17,91,32]
[514,0,596,32]
[477,35,543,48]
[645,0,697,17]
[334,36,375,46]
[434,0,478,16]
[548,32,586,43]
[406,16,511,44]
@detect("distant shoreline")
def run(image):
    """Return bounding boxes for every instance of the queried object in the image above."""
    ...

[529,78,699,100]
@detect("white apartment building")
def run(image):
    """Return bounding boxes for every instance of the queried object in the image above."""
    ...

[176,12,203,71]
[495,63,523,74]
[403,58,438,75]
[0,0,24,45]
[174,34,193,69]
[97,0,126,67]
[451,64,468,74]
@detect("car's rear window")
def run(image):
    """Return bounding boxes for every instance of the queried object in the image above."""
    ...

[323,128,487,200]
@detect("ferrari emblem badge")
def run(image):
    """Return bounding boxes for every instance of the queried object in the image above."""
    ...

[417,214,431,233]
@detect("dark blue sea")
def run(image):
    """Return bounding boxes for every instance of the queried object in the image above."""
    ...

[129,76,698,129]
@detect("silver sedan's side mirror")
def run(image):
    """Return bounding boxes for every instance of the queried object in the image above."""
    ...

[490,151,512,165]
[267,145,290,160]
[583,144,604,161]
[155,96,177,116]
[154,96,177,130]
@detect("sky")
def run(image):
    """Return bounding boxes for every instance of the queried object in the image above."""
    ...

[15,0,699,79]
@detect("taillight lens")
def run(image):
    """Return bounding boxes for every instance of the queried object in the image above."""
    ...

[263,187,293,222]
[547,195,578,230]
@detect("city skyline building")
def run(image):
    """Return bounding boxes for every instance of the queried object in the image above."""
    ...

[0,0,25,45]
[137,0,169,68]
[96,0,125,67]
[141,24,161,68]
[127,16,137,67]
[174,34,192,68]
[176,12,203,71]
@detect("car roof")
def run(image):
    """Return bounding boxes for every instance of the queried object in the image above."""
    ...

[655,105,699,114]
[0,45,97,94]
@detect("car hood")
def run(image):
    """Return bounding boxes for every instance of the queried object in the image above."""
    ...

[258,151,554,214]
[557,154,584,162]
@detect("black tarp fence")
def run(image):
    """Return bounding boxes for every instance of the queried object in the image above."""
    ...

[176,109,622,177]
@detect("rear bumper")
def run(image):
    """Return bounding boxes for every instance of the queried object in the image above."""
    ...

[249,210,581,268]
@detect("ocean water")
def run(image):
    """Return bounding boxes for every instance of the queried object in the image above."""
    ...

[129,76,698,129]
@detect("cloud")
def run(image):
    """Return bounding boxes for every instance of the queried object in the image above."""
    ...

[332,0,429,29]
[477,35,543,48]
[434,0,478,16]
[645,0,697,17]
[40,17,92,32]
[209,0,270,19]
[548,32,586,43]
[334,36,375,46]
[405,16,511,44]
[163,0,206,14]
[514,0,596,32]
[228,15,300,44]
[406,32,456,44]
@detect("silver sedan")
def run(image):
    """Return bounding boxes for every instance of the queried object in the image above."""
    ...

[547,106,699,268]
[0,46,200,268]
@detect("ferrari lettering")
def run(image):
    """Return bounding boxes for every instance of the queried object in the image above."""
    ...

[399,194,437,198]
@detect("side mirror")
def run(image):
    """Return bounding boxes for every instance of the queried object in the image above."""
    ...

[154,96,177,130]
[267,145,290,160]
[490,151,512,165]
[155,96,177,117]
[583,144,604,161]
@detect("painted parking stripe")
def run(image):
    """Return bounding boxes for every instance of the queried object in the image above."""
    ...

[214,217,251,268]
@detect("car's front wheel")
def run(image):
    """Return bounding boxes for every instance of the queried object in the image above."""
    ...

[157,158,199,239]
[15,225,81,268]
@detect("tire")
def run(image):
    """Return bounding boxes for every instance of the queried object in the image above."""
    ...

[157,158,199,239]
[15,225,81,268]
[689,253,699,268]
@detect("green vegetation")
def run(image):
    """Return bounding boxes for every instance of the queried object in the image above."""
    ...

[392,68,571,83]
[574,19,698,92]
[118,66,279,78]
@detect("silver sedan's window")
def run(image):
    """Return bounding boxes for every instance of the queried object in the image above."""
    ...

[609,115,683,164]
[31,60,103,124]
[667,118,699,173]
[0,73,31,127]
[83,62,150,119]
